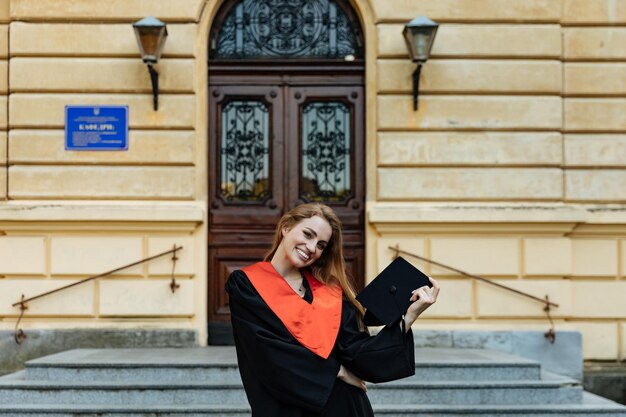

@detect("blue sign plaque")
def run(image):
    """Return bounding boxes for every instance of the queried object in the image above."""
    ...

[65,105,129,151]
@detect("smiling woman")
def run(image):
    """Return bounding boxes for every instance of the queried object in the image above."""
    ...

[225,203,440,417]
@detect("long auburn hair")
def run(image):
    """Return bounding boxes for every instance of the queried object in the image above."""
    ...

[264,203,365,317]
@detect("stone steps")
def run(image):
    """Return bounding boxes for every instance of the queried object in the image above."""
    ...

[0,347,622,417]
[0,393,624,417]
[23,347,541,383]
[0,372,581,406]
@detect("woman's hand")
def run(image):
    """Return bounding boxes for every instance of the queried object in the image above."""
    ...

[337,364,367,392]
[403,276,440,332]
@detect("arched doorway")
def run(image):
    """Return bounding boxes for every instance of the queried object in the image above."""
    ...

[207,0,366,344]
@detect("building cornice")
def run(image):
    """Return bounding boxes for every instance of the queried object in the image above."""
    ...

[0,201,205,223]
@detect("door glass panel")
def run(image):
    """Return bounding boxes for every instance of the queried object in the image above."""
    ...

[220,100,271,202]
[301,101,351,202]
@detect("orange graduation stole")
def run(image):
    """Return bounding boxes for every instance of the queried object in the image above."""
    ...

[242,262,342,359]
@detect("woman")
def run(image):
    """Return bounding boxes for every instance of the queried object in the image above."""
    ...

[225,203,439,417]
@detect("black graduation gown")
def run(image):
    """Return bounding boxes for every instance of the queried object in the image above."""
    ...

[225,269,415,417]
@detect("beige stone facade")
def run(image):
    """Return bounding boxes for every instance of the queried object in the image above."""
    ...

[0,0,625,361]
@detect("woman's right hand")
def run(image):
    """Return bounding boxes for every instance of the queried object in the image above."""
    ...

[404,276,440,331]
[337,364,367,392]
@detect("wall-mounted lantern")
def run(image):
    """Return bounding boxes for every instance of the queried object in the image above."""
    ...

[132,16,168,111]
[402,16,439,110]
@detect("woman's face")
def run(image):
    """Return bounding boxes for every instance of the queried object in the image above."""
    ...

[281,215,333,269]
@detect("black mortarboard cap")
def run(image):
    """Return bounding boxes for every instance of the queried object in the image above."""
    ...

[356,256,432,326]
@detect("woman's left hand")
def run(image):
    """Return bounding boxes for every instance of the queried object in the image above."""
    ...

[403,277,440,331]
[337,364,367,392]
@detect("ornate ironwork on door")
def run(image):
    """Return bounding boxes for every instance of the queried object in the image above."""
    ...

[301,101,351,202]
[211,0,363,59]
[220,100,271,202]
[208,0,365,345]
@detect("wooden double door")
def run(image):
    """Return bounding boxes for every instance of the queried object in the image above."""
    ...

[207,76,365,343]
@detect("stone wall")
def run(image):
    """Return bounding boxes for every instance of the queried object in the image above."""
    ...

[0,1,7,200]
[373,216,625,361]
[368,0,626,361]
[0,207,203,331]
[7,0,200,200]
[373,0,625,203]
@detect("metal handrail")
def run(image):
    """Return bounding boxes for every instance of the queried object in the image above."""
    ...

[389,245,559,343]
[11,245,183,345]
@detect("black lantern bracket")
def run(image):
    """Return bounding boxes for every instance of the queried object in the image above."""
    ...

[147,63,159,111]
[412,64,422,111]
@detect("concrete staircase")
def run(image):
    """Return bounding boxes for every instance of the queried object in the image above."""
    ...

[0,347,624,416]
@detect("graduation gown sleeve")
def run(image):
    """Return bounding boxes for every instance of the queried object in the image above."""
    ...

[335,299,415,384]
[225,270,341,413]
